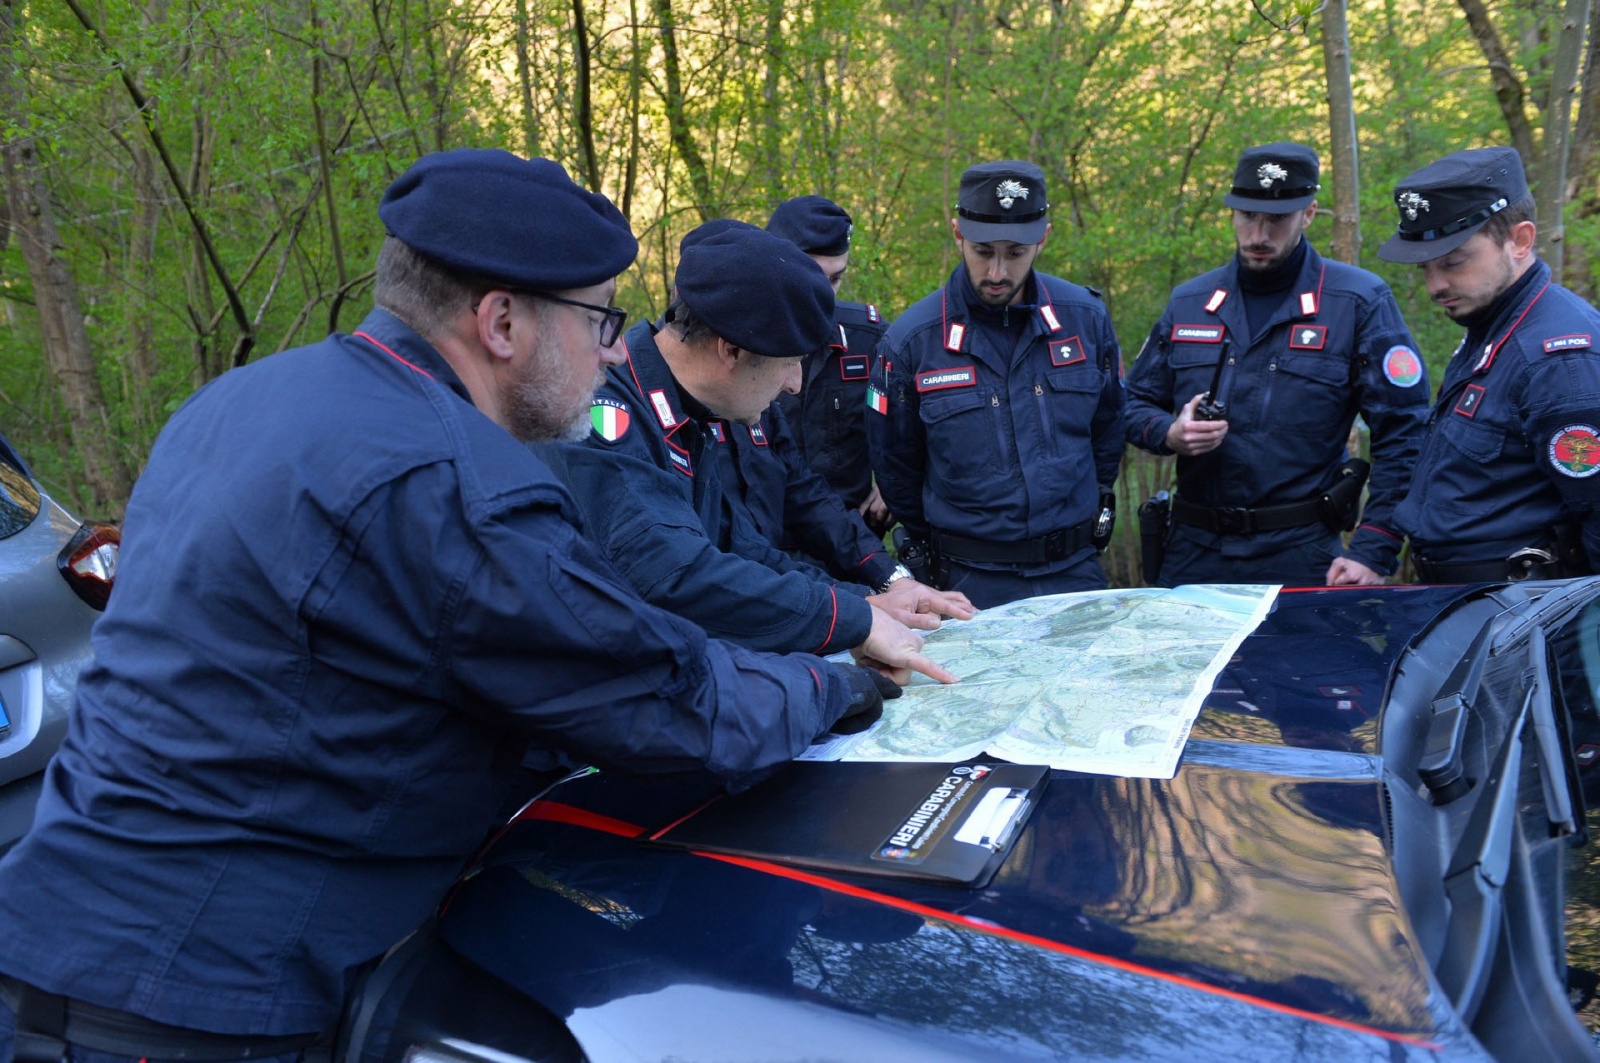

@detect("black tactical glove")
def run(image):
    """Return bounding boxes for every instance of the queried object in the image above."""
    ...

[829,665,903,734]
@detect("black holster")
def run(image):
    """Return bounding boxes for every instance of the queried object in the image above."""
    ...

[1318,458,1371,533]
[1137,491,1171,586]
[890,526,933,585]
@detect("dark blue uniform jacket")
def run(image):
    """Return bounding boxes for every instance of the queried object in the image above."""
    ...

[1125,244,1427,573]
[1397,259,1600,566]
[542,322,872,655]
[0,309,848,1038]
[774,300,888,508]
[713,402,895,589]
[867,267,1124,570]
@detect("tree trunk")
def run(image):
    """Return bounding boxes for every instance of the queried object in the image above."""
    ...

[572,0,600,190]
[1457,0,1539,174]
[1537,0,1591,274]
[0,0,132,513]
[653,0,716,220]
[1321,0,1361,265]
[514,0,539,157]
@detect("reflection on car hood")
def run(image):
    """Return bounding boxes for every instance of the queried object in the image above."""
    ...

[442,586,1494,1061]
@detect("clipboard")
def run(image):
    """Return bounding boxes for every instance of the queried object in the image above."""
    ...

[649,760,1048,888]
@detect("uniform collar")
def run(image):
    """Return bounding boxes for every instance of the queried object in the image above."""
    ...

[1463,258,1551,374]
[1206,242,1327,325]
[616,320,693,433]
[350,307,473,405]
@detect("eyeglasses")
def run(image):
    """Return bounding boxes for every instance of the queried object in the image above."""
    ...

[518,291,628,348]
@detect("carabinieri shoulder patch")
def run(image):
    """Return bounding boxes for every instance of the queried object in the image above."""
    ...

[1550,424,1600,478]
[1383,345,1423,388]
[590,398,631,443]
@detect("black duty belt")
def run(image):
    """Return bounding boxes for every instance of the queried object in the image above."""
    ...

[931,521,1091,566]
[2,976,326,1063]
[1170,497,1324,536]
[1414,550,1572,584]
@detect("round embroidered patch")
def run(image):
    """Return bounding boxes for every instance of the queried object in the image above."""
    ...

[1549,424,1600,478]
[1382,345,1423,388]
[590,400,631,442]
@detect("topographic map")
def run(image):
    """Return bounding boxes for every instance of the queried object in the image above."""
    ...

[805,585,1280,779]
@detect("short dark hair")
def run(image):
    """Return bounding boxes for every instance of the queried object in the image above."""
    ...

[374,237,488,340]
[1480,193,1535,246]
[664,295,717,346]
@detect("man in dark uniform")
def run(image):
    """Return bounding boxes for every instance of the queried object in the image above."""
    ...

[1124,142,1428,588]
[766,195,894,533]
[0,150,914,1061]
[867,160,1125,609]
[677,220,946,605]
[544,225,969,669]
[1381,147,1600,580]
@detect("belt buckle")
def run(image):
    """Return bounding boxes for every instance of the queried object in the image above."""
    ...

[1043,528,1069,561]
[1215,507,1253,536]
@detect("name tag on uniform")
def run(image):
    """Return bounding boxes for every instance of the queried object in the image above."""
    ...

[1050,336,1086,366]
[917,366,976,392]
[1545,334,1592,353]
[750,423,769,446]
[840,355,870,380]
[1454,384,1487,418]
[1288,325,1327,350]
[667,448,694,476]
[1172,323,1225,344]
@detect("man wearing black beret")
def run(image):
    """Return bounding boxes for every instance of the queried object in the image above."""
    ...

[867,160,1126,608]
[544,224,970,668]
[1382,147,1600,580]
[765,195,895,533]
[671,221,965,615]
[0,149,927,1058]
[1125,142,1428,587]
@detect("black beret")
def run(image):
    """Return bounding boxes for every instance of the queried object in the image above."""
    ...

[1222,142,1320,214]
[957,161,1049,243]
[379,149,637,290]
[766,196,853,256]
[674,228,835,358]
[1377,147,1529,263]
[679,217,760,256]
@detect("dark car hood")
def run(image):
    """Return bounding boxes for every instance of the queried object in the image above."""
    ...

[441,586,1494,1060]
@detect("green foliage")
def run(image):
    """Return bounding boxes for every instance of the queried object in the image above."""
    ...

[0,0,1593,536]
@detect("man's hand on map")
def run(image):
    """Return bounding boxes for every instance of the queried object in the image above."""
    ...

[866,579,977,631]
[857,604,960,685]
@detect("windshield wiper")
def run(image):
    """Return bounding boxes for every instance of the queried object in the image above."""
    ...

[1522,624,1580,839]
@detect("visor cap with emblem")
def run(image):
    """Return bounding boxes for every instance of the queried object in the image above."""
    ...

[766,196,853,257]
[379,148,637,289]
[674,226,835,358]
[1377,147,1529,264]
[956,160,1050,244]
[1222,142,1320,214]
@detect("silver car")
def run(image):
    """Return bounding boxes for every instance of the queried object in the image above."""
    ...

[0,433,118,850]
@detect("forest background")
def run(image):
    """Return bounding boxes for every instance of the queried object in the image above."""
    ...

[3,0,1598,585]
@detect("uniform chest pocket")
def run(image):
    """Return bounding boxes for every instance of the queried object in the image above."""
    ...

[1170,344,1225,370]
[1438,411,1505,463]
[1276,351,1350,387]
[919,387,1003,489]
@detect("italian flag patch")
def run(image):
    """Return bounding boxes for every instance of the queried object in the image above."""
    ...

[866,385,889,415]
[591,399,631,442]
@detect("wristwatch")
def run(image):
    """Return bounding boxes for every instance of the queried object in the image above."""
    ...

[879,563,914,593]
